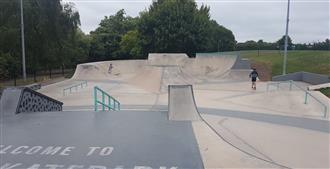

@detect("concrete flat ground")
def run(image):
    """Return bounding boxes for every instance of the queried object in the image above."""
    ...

[2,53,329,168]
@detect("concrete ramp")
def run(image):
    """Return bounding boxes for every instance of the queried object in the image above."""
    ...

[72,60,147,80]
[148,53,189,66]
[0,87,63,116]
[168,85,200,121]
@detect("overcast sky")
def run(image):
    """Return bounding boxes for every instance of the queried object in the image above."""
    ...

[64,0,329,43]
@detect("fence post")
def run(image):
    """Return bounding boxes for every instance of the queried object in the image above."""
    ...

[324,106,328,118]
[94,87,97,111]
[108,96,111,110]
[102,92,105,111]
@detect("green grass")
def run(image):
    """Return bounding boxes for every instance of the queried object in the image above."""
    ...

[237,50,330,77]
[318,87,330,98]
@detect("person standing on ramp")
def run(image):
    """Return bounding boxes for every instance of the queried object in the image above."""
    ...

[249,68,259,90]
[108,63,113,74]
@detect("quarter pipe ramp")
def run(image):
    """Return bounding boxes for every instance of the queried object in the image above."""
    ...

[168,85,200,121]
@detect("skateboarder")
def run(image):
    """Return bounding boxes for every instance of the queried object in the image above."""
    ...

[108,63,113,74]
[249,68,259,90]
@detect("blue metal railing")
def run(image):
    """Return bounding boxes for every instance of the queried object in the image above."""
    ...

[94,86,120,111]
[63,81,87,96]
[267,80,328,118]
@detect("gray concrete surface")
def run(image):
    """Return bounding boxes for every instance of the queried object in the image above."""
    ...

[201,108,330,133]
[0,110,203,169]
[273,71,330,85]
[168,85,200,121]
[231,55,251,70]
[0,87,23,116]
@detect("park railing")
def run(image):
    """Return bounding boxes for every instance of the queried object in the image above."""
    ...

[63,81,87,96]
[267,80,328,118]
[94,86,120,111]
[266,80,295,91]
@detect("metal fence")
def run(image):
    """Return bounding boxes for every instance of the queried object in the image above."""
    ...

[94,86,120,111]
[267,80,328,118]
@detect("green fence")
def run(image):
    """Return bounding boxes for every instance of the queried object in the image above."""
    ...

[94,86,120,111]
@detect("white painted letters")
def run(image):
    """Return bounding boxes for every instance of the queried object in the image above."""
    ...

[25,146,43,155]
[134,166,152,169]
[40,146,62,155]
[67,165,84,169]
[99,147,113,156]
[45,164,64,169]
[0,145,12,154]
[0,163,22,169]
[27,164,41,169]
[88,165,106,169]
[10,146,28,155]
[87,147,101,156]
[59,147,75,156]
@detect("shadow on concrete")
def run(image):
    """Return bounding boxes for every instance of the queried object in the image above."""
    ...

[200,108,330,133]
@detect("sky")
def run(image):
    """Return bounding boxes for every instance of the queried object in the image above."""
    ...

[64,0,329,43]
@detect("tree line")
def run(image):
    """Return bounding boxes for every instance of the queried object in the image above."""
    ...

[88,0,235,61]
[1,0,236,81]
[236,36,330,51]
[1,0,328,82]
[0,0,89,82]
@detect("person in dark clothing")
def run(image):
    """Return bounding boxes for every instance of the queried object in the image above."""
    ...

[108,63,113,74]
[249,68,259,90]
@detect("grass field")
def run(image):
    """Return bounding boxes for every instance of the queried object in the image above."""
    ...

[318,87,330,98]
[237,50,330,77]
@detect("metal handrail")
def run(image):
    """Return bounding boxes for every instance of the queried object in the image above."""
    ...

[63,81,87,96]
[304,91,328,118]
[267,80,328,118]
[94,86,120,111]
[266,80,294,91]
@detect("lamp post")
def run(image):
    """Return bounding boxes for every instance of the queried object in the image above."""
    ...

[283,0,291,75]
[20,0,27,81]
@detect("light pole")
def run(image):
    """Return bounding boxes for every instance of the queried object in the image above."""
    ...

[20,0,27,81]
[283,0,291,75]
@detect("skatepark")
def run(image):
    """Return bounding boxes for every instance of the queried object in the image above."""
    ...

[1,53,329,169]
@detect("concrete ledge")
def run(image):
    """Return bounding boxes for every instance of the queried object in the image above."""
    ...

[272,72,330,85]
[25,83,41,90]
[0,87,63,116]
[308,83,330,91]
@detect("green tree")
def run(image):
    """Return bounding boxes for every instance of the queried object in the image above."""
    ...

[120,30,143,59]
[0,0,84,80]
[0,52,19,85]
[137,0,235,57]
[277,35,293,50]
[89,9,138,61]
